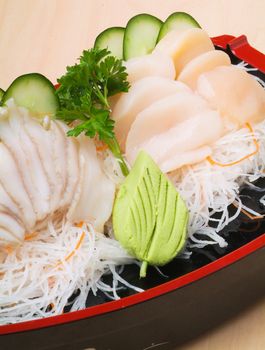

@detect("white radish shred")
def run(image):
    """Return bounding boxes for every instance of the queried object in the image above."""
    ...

[169,121,265,249]
[0,220,137,324]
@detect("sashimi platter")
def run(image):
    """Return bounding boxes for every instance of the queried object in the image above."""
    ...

[1,11,265,329]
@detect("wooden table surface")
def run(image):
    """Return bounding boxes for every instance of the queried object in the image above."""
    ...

[1,1,265,349]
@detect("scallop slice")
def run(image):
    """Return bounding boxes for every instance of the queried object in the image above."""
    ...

[67,137,115,232]
[126,92,210,154]
[197,65,265,128]
[7,108,51,221]
[0,212,25,242]
[127,110,223,172]
[112,77,191,149]
[178,50,231,89]
[161,146,212,173]
[0,143,36,229]
[124,51,176,83]
[153,28,214,77]
[57,122,80,208]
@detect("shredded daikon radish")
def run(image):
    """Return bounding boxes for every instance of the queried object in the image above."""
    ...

[169,120,265,249]
[0,220,138,324]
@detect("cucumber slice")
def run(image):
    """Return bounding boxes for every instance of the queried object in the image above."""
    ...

[0,88,4,102]
[157,12,201,42]
[123,14,163,60]
[2,73,59,116]
[94,27,125,59]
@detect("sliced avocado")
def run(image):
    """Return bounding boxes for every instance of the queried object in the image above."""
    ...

[113,151,189,277]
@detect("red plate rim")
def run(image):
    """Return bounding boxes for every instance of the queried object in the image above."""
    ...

[1,34,265,335]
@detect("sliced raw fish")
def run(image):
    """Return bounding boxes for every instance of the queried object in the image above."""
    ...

[197,65,265,128]
[127,110,223,172]
[153,28,214,77]
[57,122,80,208]
[8,108,51,220]
[0,143,36,229]
[126,92,210,152]
[124,51,175,83]
[112,77,191,149]
[67,136,115,231]
[178,50,231,89]
[0,212,25,241]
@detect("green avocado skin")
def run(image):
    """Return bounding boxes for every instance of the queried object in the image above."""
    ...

[113,151,188,275]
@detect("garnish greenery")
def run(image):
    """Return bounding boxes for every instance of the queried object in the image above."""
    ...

[56,48,130,176]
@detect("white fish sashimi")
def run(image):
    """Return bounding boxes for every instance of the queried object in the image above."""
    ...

[57,122,80,208]
[0,101,116,249]
[197,65,265,128]
[23,116,62,214]
[9,109,51,220]
[124,51,176,83]
[178,50,231,89]
[0,212,25,242]
[0,143,36,229]
[126,92,210,153]
[112,77,191,149]
[153,28,214,77]
[49,121,68,208]
[67,136,115,232]
[0,181,21,219]
[127,110,224,172]
[0,227,21,246]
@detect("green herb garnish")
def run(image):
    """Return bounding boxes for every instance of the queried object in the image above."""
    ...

[56,48,130,176]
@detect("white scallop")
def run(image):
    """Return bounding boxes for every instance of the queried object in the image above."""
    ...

[178,50,231,89]
[126,92,210,154]
[197,65,265,128]
[124,51,176,83]
[153,28,214,77]
[127,110,223,172]
[112,77,191,149]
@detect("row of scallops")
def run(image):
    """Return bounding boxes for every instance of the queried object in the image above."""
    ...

[112,28,265,172]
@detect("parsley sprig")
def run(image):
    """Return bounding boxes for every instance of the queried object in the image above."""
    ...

[56,48,130,176]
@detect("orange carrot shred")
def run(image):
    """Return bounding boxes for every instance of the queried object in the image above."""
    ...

[25,232,37,241]
[96,144,108,152]
[54,231,85,268]
[233,201,265,220]
[207,122,259,167]
[4,245,14,254]
[76,221,84,228]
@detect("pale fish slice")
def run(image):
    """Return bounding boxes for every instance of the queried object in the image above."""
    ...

[124,51,176,83]
[153,28,214,77]
[178,50,231,90]
[7,105,51,221]
[67,137,115,232]
[127,110,223,172]
[126,91,210,155]
[112,77,191,150]
[0,143,36,229]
